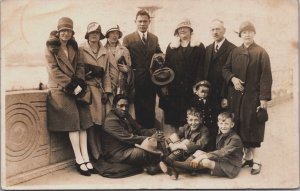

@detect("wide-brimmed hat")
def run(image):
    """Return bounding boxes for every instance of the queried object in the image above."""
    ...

[238,21,256,37]
[257,107,268,123]
[151,68,175,86]
[85,22,105,40]
[135,137,162,155]
[174,18,193,36]
[57,17,74,34]
[105,25,123,39]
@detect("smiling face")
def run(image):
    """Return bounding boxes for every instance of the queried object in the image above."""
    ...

[58,29,73,43]
[114,99,129,118]
[187,114,201,131]
[218,117,234,134]
[135,15,150,33]
[241,30,255,47]
[210,20,225,43]
[88,31,101,43]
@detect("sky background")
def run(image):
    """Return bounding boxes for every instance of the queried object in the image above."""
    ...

[1,0,298,90]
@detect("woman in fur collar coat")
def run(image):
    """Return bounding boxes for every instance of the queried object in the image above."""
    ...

[45,17,95,176]
[159,18,205,128]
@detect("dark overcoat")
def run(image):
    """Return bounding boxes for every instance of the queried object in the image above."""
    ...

[45,38,93,132]
[203,39,236,111]
[123,31,162,128]
[222,42,272,143]
[159,38,205,127]
[101,110,155,163]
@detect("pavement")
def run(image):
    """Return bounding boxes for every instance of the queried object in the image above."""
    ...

[8,99,300,190]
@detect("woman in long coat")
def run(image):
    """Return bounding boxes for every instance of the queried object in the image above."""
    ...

[79,22,112,160]
[159,18,205,128]
[103,25,135,117]
[45,17,95,176]
[223,21,272,175]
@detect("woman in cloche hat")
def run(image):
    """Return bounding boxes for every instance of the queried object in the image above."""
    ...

[45,17,95,176]
[223,21,272,175]
[79,22,111,162]
[159,18,205,130]
[104,25,135,117]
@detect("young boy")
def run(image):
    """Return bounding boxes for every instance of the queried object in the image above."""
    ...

[159,107,210,179]
[191,80,218,151]
[172,112,243,179]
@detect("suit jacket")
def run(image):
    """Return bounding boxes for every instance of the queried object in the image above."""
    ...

[101,110,156,162]
[203,39,236,102]
[123,31,162,92]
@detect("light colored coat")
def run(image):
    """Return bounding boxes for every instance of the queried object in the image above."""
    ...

[79,41,112,125]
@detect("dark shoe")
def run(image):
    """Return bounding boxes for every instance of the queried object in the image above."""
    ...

[242,159,253,168]
[85,162,98,174]
[251,162,262,175]
[145,164,162,175]
[76,163,91,176]
[159,161,179,180]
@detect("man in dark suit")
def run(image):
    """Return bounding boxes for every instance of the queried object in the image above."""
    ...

[123,10,162,129]
[203,19,236,149]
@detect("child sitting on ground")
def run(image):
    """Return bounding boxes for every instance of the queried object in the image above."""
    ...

[171,111,243,179]
[159,107,210,179]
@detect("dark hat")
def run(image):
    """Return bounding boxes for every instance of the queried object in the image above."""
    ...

[257,108,268,123]
[85,22,105,40]
[57,17,74,34]
[238,21,256,37]
[135,137,162,155]
[193,80,211,92]
[105,25,123,39]
[174,18,193,36]
[151,68,175,86]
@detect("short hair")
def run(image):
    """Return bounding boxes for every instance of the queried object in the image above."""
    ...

[218,111,234,121]
[136,10,150,20]
[112,94,129,106]
[211,18,224,25]
[187,107,202,119]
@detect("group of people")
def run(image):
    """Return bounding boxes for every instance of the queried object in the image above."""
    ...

[45,9,272,180]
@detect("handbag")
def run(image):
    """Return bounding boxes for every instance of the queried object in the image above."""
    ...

[76,86,92,105]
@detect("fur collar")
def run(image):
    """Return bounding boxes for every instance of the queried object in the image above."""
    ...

[169,35,202,49]
[46,30,78,54]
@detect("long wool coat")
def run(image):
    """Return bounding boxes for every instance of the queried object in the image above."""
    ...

[79,41,112,125]
[223,42,272,143]
[159,36,206,127]
[45,37,93,132]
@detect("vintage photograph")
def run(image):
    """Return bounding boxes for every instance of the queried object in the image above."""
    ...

[1,0,299,189]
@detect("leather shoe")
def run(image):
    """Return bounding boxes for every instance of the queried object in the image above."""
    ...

[251,163,262,175]
[145,164,162,175]
[159,161,179,180]
[76,163,91,176]
[85,162,98,174]
[242,159,253,168]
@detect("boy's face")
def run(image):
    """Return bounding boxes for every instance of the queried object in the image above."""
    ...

[218,117,234,134]
[187,115,201,131]
[196,86,209,99]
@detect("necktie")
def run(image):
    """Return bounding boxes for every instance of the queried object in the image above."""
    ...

[215,44,219,52]
[142,33,147,45]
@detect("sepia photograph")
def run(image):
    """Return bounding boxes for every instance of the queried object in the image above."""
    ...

[1,0,299,189]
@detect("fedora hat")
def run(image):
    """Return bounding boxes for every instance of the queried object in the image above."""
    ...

[85,22,105,40]
[257,107,268,123]
[135,137,162,155]
[105,25,123,39]
[174,18,193,36]
[151,68,175,86]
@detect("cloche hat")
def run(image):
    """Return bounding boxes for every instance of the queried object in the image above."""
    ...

[174,18,193,36]
[85,22,105,40]
[105,25,123,39]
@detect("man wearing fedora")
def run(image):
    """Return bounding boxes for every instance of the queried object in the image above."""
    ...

[203,19,236,119]
[100,94,164,175]
[123,10,162,129]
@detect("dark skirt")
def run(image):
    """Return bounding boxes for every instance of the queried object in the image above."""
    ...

[47,89,93,132]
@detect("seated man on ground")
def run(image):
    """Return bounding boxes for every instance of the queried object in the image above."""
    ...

[99,94,164,175]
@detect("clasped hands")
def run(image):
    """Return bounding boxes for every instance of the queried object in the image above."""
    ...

[190,150,208,168]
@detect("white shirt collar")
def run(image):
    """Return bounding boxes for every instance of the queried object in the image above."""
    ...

[138,31,148,40]
[215,38,226,50]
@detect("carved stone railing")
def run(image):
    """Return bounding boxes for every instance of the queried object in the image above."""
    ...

[4,68,294,185]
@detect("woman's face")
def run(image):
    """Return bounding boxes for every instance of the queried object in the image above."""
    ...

[58,29,73,42]
[88,31,101,43]
[178,27,191,40]
[108,31,120,44]
[241,30,255,46]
